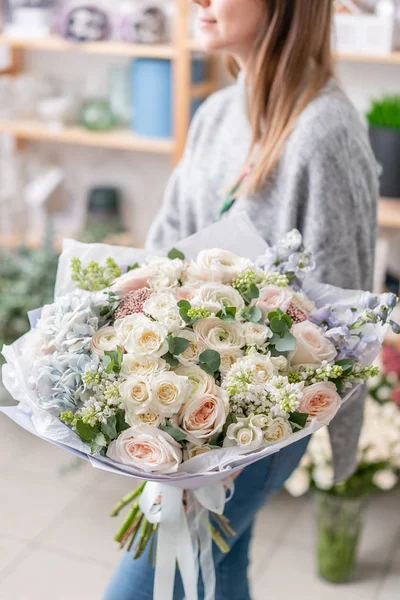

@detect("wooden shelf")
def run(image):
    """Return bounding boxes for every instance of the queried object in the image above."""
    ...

[0,35,176,59]
[378,198,400,229]
[0,119,175,153]
[335,51,400,64]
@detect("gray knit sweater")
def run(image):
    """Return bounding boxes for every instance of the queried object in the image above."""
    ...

[146,76,379,482]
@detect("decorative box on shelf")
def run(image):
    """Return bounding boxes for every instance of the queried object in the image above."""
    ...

[333,13,395,56]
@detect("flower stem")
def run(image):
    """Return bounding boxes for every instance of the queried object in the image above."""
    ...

[134,518,155,560]
[125,511,144,551]
[210,524,230,554]
[110,482,146,517]
[114,502,140,543]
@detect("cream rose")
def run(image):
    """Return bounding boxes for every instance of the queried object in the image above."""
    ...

[225,416,263,450]
[126,410,165,428]
[192,283,245,314]
[176,329,206,367]
[179,389,229,442]
[240,353,278,384]
[299,382,341,424]
[186,444,212,459]
[120,376,152,413]
[174,365,217,398]
[90,326,119,357]
[107,426,182,474]
[175,287,197,302]
[110,266,154,295]
[185,249,251,285]
[219,349,244,378]
[143,292,178,321]
[242,322,271,347]
[193,317,245,353]
[115,314,168,357]
[254,285,293,319]
[150,371,191,417]
[147,257,183,290]
[121,354,168,378]
[290,321,337,367]
[263,417,292,443]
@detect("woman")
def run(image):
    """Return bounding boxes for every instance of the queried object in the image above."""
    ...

[104,1,378,598]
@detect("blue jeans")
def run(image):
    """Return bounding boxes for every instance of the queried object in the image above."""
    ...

[104,436,309,600]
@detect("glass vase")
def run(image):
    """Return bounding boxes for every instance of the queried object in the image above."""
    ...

[315,491,368,584]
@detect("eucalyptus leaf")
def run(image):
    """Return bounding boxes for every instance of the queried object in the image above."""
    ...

[91,432,107,454]
[161,425,187,442]
[177,299,191,310]
[289,412,308,430]
[199,349,221,374]
[162,352,180,367]
[168,336,190,356]
[168,248,185,260]
[270,317,288,334]
[101,415,117,440]
[76,420,99,443]
[275,332,296,352]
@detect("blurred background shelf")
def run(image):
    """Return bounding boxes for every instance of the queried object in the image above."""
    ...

[0,119,175,153]
[0,35,177,59]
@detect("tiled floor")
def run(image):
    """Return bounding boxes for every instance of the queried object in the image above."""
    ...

[0,404,399,600]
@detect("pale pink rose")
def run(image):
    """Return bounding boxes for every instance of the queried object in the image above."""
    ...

[175,287,197,302]
[254,285,293,319]
[110,266,154,295]
[299,382,341,424]
[179,389,229,443]
[290,321,337,367]
[107,425,182,474]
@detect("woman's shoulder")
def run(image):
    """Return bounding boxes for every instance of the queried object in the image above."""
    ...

[292,79,371,157]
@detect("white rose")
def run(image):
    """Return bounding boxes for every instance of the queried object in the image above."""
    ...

[143,292,178,321]
[158,312,186,334]
[179,388,229,442]
[254,285,293,319]
[219,349,244,378]
[193,317,245,352]
[240,353,278,384]
[270,355,288,372]
[225,416,263,450]
[174,365,217,398]
[312,465,334,491]
[285,468,311,497]
[242,322,272,347]
[251,414,270,428]
[115,314,168,357]
[126,410,165,428]
[192,283,245,314]
[263,417,292,443]
[150,371,191,416]
[290,321,337,367]
[147,257,183,290]
[372,469,398,491]
[107,426,182,474]
[90,326,119,357]
[185,249,251,285]
[121,354,168,378]
[176,329,207,367]
[120,376,152,413]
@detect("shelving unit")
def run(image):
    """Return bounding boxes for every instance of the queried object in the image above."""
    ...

[0,0,217,164]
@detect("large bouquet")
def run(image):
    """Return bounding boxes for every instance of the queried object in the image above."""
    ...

[1,214,397,600]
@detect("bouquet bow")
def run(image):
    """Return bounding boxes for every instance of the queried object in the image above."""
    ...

[140,481,229,600]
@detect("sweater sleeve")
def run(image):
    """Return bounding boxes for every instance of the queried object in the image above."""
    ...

[299,125,378,292]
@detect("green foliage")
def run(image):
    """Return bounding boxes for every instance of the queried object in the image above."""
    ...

[289,412,308,430]
[241,306,262,323]
[177,300,210,325]
[167,248,185,260]
[160,423,187,443]
[104,346,124,374]
[367,95,400,130]
[70,257,122,291]
[199,349,221,376]
[267,309,296,354]
[243,283,260,305]
[0,244,58,353]
[216,306,237,323]
[168,336,190,356]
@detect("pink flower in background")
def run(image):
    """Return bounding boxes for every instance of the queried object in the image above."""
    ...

[381,344,400,377]
[175,287,197,302]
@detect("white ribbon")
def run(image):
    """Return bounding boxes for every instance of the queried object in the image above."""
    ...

[140,481,229,600]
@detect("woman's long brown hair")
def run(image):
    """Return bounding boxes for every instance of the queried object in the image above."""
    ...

[228,0,334,195]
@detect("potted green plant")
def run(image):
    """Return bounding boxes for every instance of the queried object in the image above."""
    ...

[285,374,400,584]
[367,95,400,198]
